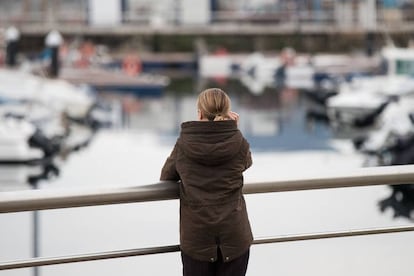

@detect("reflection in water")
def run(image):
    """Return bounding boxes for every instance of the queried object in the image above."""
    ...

[0,160,59,276]
[379,185,414,221]
[28,163,60,187]
[0,162,59,192]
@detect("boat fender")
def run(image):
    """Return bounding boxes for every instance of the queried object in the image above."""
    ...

[122,55,142,76]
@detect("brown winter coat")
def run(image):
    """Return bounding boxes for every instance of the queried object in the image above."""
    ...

[160,120,253,263]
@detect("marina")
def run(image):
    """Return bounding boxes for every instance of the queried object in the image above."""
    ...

[1,72,414,275]
[1,43,414,274]
[1,1,414,275]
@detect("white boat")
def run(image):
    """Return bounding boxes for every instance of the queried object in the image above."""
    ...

[0,68,94,119]
[0,117,45,164]
[356,96,414,155]
[326,46,414,128]
[0,68,119,155]
[238,52,281,95]
[0,100,68,139]
[327,87,390,127]
[199,50,377,94]
[237,51,315,94]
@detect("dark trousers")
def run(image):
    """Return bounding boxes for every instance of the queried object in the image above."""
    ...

[181,249,250,276]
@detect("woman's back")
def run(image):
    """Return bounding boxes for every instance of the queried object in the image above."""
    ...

[160,88,253,276]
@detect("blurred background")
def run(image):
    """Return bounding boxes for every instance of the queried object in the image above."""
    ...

[0,0,414,275]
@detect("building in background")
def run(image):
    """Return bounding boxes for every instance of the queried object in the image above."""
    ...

[0,0,412,27]
[0,0,413,54]
[0,0,212,26]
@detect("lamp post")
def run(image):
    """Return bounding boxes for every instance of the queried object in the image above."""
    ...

[45,30,63,77]
[5,26,20,67]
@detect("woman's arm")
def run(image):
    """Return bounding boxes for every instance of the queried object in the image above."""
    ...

[245,148,252,170]
[160,144,180,181]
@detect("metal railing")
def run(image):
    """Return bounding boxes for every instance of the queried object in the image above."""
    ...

[1,164,414,270]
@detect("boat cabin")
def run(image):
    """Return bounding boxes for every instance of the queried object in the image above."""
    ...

[381,47,414,77]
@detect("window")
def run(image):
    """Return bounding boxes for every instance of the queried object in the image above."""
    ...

[396,59,414,76]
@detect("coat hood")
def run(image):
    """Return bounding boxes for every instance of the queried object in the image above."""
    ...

[177,120,243,166]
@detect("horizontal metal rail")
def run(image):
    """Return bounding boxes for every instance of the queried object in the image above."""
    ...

[1,164,414,270]
[1,225,414,270]
[1,164,414,213]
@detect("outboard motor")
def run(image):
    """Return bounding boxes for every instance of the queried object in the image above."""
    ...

[28,129,61,158]
[352,100,391,128]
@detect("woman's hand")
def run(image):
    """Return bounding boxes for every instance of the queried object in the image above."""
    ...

[228,111,240,124]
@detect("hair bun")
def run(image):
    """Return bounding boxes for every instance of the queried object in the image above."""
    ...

[214,114,226,121]
[197,88,231,121]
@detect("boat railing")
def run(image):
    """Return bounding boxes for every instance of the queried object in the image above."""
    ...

[1,164,414,270]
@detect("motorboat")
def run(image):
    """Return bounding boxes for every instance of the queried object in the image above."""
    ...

[326,88,392,128]
[0,99,68,139]
[0,69,108,164]
[238,52,282,94]
[0,117,47,164]
[199,49,377,95]
[326,46,414,128]
[0,68,120,153]
[237,51,315,94]
[0,68,95,119]
[352,97,414,166]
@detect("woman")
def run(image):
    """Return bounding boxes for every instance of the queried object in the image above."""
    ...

[160,88,253,276]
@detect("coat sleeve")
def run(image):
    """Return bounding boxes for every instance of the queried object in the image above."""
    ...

[245,148,252,170]
[160,144,180,181]
[243,139,252,171]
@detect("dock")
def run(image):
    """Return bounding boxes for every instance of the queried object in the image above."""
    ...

[59,67,170,97]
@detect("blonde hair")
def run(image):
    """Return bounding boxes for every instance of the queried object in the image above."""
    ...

[197,88,231,121]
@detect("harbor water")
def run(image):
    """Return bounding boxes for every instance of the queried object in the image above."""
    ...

[0,76,413,276]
